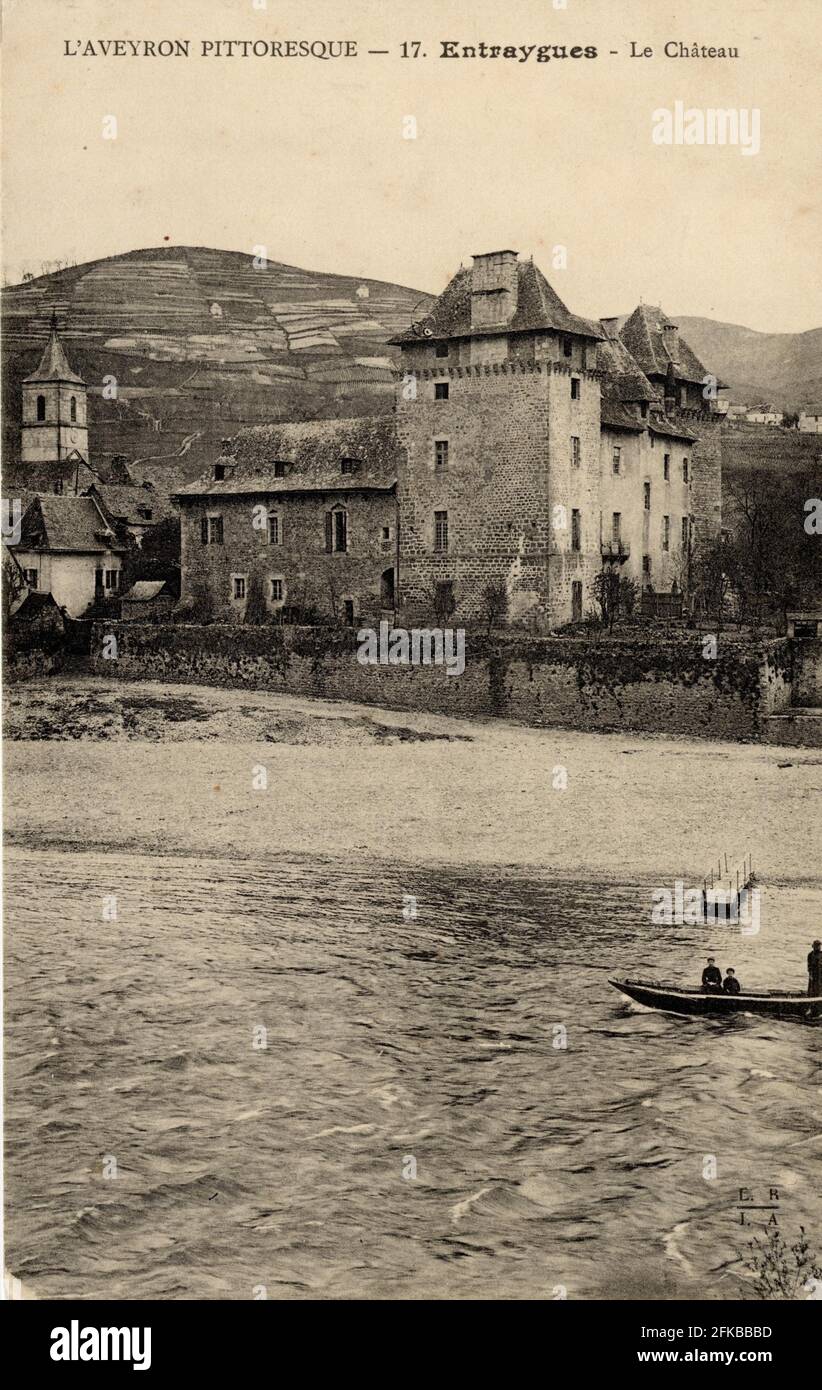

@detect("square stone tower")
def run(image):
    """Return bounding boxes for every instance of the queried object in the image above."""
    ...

[390,251,604,630]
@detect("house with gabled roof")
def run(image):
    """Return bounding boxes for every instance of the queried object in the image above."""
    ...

[798,407,822,434]
[11,493,128,617]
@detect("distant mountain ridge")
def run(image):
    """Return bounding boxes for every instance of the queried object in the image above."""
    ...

[673,315,822,411]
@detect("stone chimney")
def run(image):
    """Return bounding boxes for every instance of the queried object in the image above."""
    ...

[470,250,519,331]
[662,321,680,363]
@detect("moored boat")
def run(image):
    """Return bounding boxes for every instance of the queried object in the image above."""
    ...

[610,978,822,1021]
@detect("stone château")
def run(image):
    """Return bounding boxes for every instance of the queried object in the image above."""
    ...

[173,249,723,631]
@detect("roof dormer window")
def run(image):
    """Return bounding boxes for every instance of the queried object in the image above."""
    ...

[273,461,288,478]
[341,458,360,475]
[214,463,225,481]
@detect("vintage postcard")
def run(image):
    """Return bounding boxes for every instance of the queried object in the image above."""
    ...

[2,0,821,1340]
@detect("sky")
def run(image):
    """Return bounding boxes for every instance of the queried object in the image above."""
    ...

[2,0,821,332]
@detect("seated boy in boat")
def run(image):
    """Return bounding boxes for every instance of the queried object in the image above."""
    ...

[722,967,741,994]
[701,958,722,993]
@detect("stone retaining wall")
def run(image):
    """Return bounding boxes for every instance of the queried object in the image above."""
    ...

[82,622,795,742]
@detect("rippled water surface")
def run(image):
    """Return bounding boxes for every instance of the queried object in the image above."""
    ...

[5,846,821,1300]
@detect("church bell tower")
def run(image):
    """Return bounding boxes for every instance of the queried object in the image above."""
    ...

[21,313,88,465]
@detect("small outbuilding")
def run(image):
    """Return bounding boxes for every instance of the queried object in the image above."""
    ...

[119,579,174,622]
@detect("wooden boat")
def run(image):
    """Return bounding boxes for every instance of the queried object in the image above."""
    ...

[609,978,822,1021]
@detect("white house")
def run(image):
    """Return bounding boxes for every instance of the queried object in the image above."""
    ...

[798,407,822,434]
[745,405,783,425]
[12,494,127,616]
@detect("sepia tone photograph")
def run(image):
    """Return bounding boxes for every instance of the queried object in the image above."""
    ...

[2,0,821,1335]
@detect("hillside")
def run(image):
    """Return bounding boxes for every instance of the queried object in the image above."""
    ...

[675,315,822,411]
[1,246,433,479]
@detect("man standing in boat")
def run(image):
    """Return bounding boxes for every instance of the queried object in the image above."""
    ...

[808,940,822,997]
[701,957,722,993]
[722,967,741,995]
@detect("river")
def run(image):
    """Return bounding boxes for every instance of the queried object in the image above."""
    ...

[5,834,821,1300]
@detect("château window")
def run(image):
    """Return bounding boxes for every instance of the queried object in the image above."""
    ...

[341,458,360,474]
[563,337,573,359]
[36,394,46,421]
[644,481,651,510]
[268,512,281,546]
[571,509,581,551]
[682,516,689,549]
[104,569,119,591]
[642,555,651,576]
[270,577,284,602]
[214,463,225,481]
[23,568,38,588]
[612,446,621,475]
[434,439,449,471]
[640,401,648,419]
[53,480,64,495]
[680,386,687,408]
[663,515,670,551]
[612,512,621,543]
[70,396,77,422]
[571,378,580,400]
[435,382,449,401]
[325,507,348,553]
[571,436,581,469]
[663,454,670,481]
[232,575,247,600]
[201,515,224,545]
[434,509,449,552]
[435,342,449,358]
[682,457,690,483]
[273,461,287,478]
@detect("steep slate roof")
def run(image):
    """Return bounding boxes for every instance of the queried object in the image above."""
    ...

[174,416,400,498]
[24,327,85,385]
[599,396,645,433]
[389,261,603,345]
[597,330,658,403]
[598,324,698,440]
[648,416,698,443]
[17,495,125,552]
[82,483,172,526]
[618,304,710,385]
